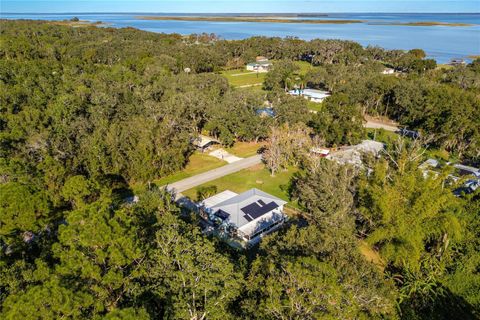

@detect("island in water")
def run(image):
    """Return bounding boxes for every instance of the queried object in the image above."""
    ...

[388,21,474,27]
[136,16,364,24]
[48,17,107,28]
[137,16,476,27]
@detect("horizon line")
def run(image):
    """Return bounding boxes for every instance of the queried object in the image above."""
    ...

[2,11,480,15]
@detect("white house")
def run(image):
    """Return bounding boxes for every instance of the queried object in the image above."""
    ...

[246,61,272,72]
[200,188,287,246]
[288,88,331,103]
[327,140,385,167]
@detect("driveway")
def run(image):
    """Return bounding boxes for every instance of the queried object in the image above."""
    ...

[363,120,398,132]
[165,154,262,194]
[209,148,242,163]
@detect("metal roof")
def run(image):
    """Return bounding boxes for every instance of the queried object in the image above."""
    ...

[288,88,330,100]
[201,190,238,208]
[208,188,287,230]
[192,135,219,148]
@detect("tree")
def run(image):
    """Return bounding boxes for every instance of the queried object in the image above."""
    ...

[309,93,365,146]
[1,279,94,320]
[242,157,398,319]
[103,308,150,320]
[245,250,397,319]
[263,60,299,91]
[0,182,51,243]
[409,48,426,59]
[52,196,147,314]
[442,193,480,308]
[291,159,355,238]
[196,185,217,201]
[1,19,479,320]
[272,94,310,125]
[357,150,463,271]
[263,123,312,176]
[147,212,242,320]
[247,256,350,319]
[61,175,96,208]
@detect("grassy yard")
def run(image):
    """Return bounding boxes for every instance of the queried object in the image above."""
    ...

[221,69,266,87]
[154,152,226,186]
[237,85,266,92]
[307,101,323,112]
[183,163,297,202]
[221,61,313,89]
[366,128,399,145]
[226,141,264,157]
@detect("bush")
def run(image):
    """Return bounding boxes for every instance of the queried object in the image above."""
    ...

[196,185,218,201]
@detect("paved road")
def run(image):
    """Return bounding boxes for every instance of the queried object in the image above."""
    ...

[165,154,262,194]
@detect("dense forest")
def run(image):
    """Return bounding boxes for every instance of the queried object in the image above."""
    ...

[1,20,479,319]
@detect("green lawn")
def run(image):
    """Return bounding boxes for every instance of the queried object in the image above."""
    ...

[221,61,313,89]
[307,101,323,112]
[366,128,399,145]
[154,152,227,186]
[221,69,266,87]
[225,141,264,157]
[237,85,266,93]
[183,164,297,202]
[221,69,254,76]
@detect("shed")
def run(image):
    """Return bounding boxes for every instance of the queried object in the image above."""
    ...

[192,135,219,152]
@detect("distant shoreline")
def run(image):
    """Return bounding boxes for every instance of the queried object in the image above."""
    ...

[386,21,474,27]
[135,16,364,24]
[135,16,476,27]
[48,20,108,27]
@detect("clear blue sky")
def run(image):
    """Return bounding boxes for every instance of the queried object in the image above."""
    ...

[1,0,479,13]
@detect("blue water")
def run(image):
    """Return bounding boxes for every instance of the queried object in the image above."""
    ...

[1,13,479,63]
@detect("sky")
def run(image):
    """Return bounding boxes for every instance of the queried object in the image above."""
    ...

[1,0,479,13]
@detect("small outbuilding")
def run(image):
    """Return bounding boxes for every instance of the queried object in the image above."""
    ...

[310,147,330,157]
[192,135,219,152]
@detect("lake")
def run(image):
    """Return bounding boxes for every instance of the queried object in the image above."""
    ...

[1,13,479,63]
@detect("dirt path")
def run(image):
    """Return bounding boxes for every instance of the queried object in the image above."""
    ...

[237,83,263,88]
[364,120,399,132]
[364,116,399,132]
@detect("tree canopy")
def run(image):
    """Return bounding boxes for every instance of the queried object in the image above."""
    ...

[1,20,479,320]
